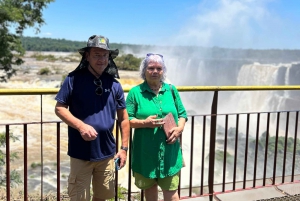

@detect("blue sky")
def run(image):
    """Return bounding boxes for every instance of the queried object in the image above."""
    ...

[22,0,300,49]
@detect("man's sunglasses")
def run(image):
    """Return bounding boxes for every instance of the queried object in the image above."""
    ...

[94,78,103,95]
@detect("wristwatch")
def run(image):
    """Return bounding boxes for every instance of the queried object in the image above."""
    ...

[120,146,128,151]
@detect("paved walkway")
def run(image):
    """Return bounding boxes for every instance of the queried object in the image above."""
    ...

[179,176,300,201]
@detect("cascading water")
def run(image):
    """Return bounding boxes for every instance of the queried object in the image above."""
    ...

[164,51,300,189]
[232,62,300,112]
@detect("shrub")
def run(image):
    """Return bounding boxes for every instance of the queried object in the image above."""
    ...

[38,67,51,75]
[0,132,22,187]
[31,162,41,169]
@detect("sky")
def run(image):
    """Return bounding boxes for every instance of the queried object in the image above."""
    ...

[22,0,300,50]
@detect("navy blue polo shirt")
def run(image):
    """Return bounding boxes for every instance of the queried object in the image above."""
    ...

[55,67,126,161]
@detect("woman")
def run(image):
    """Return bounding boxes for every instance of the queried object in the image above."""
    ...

[126,53,187,201]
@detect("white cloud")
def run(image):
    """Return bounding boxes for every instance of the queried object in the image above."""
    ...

[172,0,276,48]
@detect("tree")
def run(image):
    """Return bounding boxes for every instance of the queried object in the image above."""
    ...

[0,132,22,187]
[0,0,55,82]
[114,54,142,71]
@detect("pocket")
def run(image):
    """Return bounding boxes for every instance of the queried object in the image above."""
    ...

[67,174,77,197]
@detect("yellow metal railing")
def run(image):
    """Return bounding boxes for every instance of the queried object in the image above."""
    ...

[1,85,300,95]
[1,86,300,201]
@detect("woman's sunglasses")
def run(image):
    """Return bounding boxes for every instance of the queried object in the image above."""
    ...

[94,78,103,95]
[146,53,163,58]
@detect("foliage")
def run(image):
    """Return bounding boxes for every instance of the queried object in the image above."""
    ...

[108,185,128,201]
[0,132,22,187]
[114,54,142,71]
[38,67,51,75]
[21,36,300,63]
[216,128,300,161]
[259,132,300,155]
[31,52,56,61]
[22,36,86,52]
[0,0,55,82]
[258,131,269,148]
[30,162,41,169]
[215,150,234,163]
[21,36,153,54]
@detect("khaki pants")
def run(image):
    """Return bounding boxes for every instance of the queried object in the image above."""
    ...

[68,157,115,201]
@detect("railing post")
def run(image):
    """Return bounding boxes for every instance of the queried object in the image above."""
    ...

[209,91,218,201]
[127,129,133,201]
[40,94,44,199]
[6,125,10,201]
[57,122,61,201]
[24,124,28,201]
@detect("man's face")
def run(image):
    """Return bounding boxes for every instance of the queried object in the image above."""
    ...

[86,47,109,71]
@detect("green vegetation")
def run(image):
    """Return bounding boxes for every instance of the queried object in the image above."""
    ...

[22,36,300,63]
[21,36,153,54]
[108,186,127,201]
[38,67,51,75]
[259,132,300,155]
[0,132,22,187]
[29,50,142,72]
[114,54,142,71]
[31,53,56,62]
[22,37,86,52]
[0,0,55,82]
[212,127,300,180]
[30,52,81,62]
[214,150,234,163]
[29,51,142,73]
[30,162,42,169]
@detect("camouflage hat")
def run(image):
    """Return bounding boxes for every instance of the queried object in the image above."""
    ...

[78,35,119,58]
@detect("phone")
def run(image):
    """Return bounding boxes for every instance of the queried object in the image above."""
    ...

[114,157,121,171]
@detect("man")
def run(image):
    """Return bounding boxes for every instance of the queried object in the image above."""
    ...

[55,35,130,201]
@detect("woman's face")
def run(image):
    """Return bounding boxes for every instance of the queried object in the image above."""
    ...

[145,61,163,83]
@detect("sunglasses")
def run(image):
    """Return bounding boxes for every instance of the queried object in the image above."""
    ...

[94,78,103,95]
[146,53,163,58]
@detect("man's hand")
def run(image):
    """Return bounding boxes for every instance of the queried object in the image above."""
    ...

[114,149,127,169]
[78,124,98,141]
[55,102,98,141]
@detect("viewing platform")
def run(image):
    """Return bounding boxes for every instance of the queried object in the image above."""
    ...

[1,86,300,201]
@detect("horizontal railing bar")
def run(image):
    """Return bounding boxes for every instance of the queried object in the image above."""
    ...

[174,85,300,91]
[1,109,300,126]
[1,85,300,95]
[0,88,59,95]
[191,109,300,117]
[0,120,61,126]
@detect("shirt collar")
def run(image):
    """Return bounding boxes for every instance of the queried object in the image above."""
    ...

[140,81,168,93]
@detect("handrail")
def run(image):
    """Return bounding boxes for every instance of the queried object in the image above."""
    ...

[2,86,300,201]
[1,85,300,95]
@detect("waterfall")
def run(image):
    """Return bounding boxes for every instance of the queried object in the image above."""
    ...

[165,55,300,186]
[233,63,300,112]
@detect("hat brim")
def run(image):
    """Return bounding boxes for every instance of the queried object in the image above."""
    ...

[78,47,119,58]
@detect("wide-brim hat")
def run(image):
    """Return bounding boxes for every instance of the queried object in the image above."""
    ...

[78,35,119,59]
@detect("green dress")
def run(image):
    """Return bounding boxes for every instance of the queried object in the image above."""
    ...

[126,81,187,178]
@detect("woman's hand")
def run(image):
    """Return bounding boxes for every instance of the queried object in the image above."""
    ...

[166,127,182,144]
[144,115,164,128]
[166,117,186,144]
